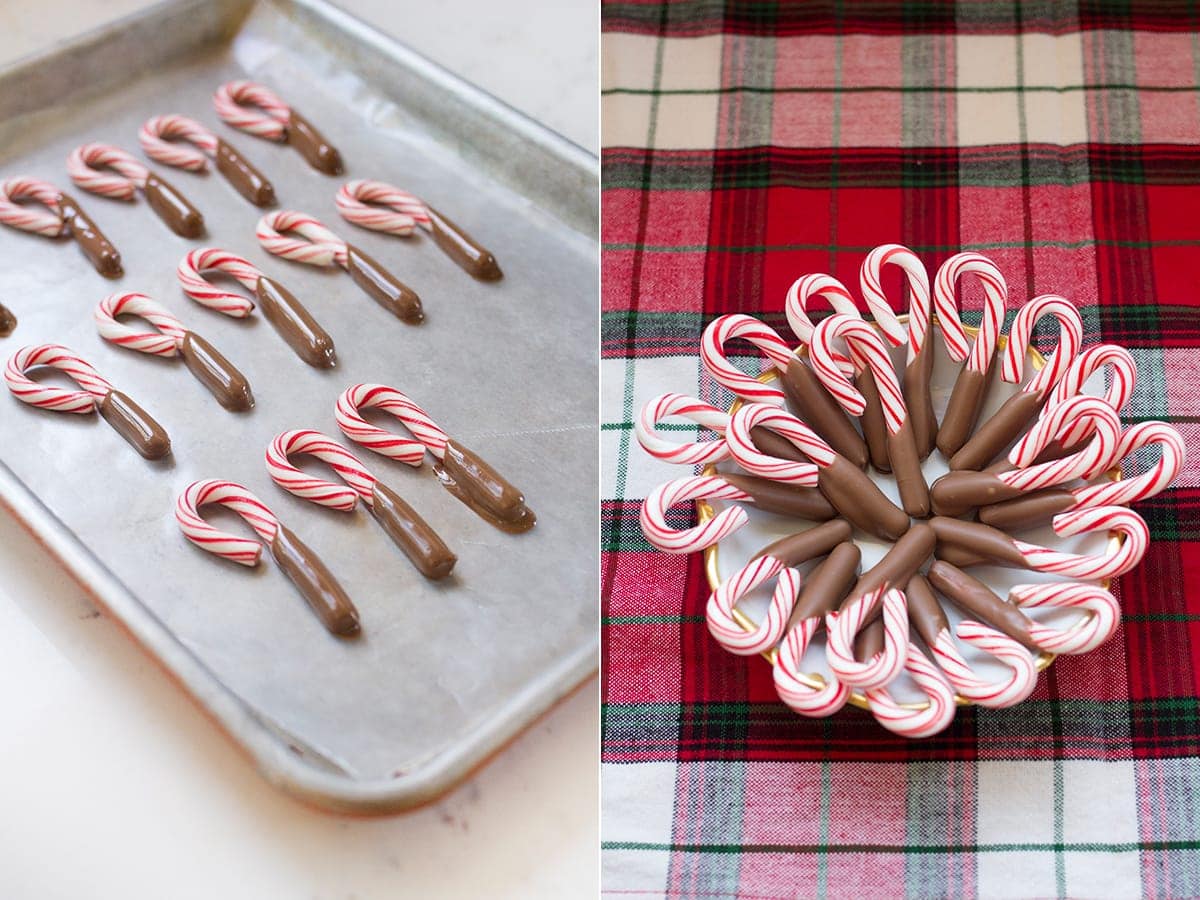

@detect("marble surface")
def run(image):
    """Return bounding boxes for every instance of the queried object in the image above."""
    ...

[0,2,598,897]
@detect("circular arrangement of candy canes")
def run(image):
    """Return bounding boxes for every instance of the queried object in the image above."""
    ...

[265,429,377,512]
[725,403,832,485]
[1016,506,1149,579]
[1011,582,1120,655]
[139,115,221,171]
[859,244,931,362]
[824,587,909,690]
[0,177,65,236]
[635,393,732,466]
[175,479,280,566]
[176,247,264,317]
[256,210,349,268]
[774,618,851,717]
[1002,293,1084,395]
[1000,395,1122,491]
[94,292,188,357]
[213,81,291,140]
[705,556,802,655]
[933,252,1008,372]
[335,180,431,236]
[1042,343,1137,447]
[809,314,908,434]
[5,344,112,413]
[639,476,752,554]
[930,623,1037,708]
[864,645,957,739]
[66,144,150,199]
[1062,421,1185,510]
[334,383,448,465]
[700,314,798,406]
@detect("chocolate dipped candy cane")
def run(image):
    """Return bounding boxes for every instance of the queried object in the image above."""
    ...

[336,179,501,281]
[930,507,1148,579]
[726,403,910,540]
[772,541,860,717]
[139,115,275,207]
[5,344,170,459]
[706,519,852,655]
[0,302,15,338]
[860,244,937,458]
[213,81,343,175]
[256,210,423,323]
[930,395,1122,517]
[932,252,1007,456]
[824,585,909,690]
[266,430,456,579]
[0,177,121,276]
[948,294,1083,471]
[980,420,1185,531]
[906,573,1037,708]
[175,479,359,637]
[335,383,534,533]
[864,639,957,739]
[810,313,930,516]
[177,247,337,368]
[94,292,253,412]
[66,143,204,238]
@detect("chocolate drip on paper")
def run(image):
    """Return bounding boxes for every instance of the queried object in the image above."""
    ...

[254,276,337,368]
[369,482,457,579]
[846,523,935,612]
[929,516,1028,569]
[178,332,253,411]
[948,389,1046,471]
[751,519,853,567]
[97,390,170,459]
[437,439,535,533]
[345,244,424,323]
[269,525,360,637]
[425,205,502,281]
[904,346,937,460]
[57,192,121,277]
[142,173,204,237]
[285,110,343,175]
[720,473,837,521]
[0,302,15,337]
[904,573,949,647]
[789,542,861,624]
[937,365,989,458]
[889,417,930,518]
[976,489,1076,532]
[930,470,1023,517]
[927,561,1041,652]
[780,358,869,469]
[857,369,891,472]
[214,139,276,207]
[816,455,910,541]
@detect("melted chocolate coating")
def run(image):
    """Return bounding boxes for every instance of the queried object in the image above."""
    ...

[790,541,861,623]
[720,473,837,520]
[976,489,1076,532]
[439,439,535,532]
[904,573,949,647]
[56,192,121,277]
[214,139,276,207]
[345,244,424,323]
[889,416,930,518]
[178,331,253,411]
[817,455,910,541]
[856,616,885,661]
[857,368,892,472]
[781,358,869,469]
[0,302,15,337]
[142,173,204,237]
[750,424,808,465]
[930,470,1022,517]
[97,390,170,459]
[270,525,360,637]
[751,518,853,567]
[936,364,989,458]
[847,523,935,610]
[254,276,337,368]
[424,206,502,281]
[369,482,457,579]
[927,561,1041,652]
[929,516,1027,568]
[286,110,343,175]
[948,389,1046,471]
[904,347,937,460]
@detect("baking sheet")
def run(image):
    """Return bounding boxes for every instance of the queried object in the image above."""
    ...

[0,0,597,812]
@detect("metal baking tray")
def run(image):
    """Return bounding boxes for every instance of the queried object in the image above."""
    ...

[0,0,596,813]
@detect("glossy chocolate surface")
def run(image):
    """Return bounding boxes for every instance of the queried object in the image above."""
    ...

[254,276,337,368]
[948,389,1045,471]
[936,364,989,458]
[927,560,1040,651]
[781,358,869,468]
[816,455,910,541]
[345,244,424,323]
[368,482,457,580]
[270,525,360,637]
[57,192,121,277]
[888,416,930,518]
[751,518,853,567]
[438,439,535,533]
[215,139,275,207]
[142,172,204,237]
[977,489,1076,532]
[97,389,170,459]
[857,368,891,472]
[790,541,861,623]
[286,109,344,175]
[425,205,502,281]
[904,347,937,460]
[178,331,253,411]
[720,473,837,521]
[0,302,15,337]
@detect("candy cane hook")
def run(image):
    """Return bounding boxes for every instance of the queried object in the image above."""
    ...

[1010,581,1121,655]
[213,80,343,174]
[824,586,909,690]
[865,642,957,739]
[0,177,122,276]
[66,142,204,237]
[139,114,276,207]
[1040,343,1137,448]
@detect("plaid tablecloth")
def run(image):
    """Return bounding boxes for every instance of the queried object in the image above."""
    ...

[600,3,1200,898]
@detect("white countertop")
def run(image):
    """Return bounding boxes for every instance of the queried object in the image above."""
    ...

[0,2,598,897]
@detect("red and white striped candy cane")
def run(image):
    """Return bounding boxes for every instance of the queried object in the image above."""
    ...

[824,586,909,690]
[930,623,1037,708]
[175,479,279,566]
[1002,294,1084,394]
[265,429,376,512]
[773,618,851,717]
[1016,505,1149,579]
[1002,395,1123,489]
[177,247,263,318]
[635,393,731,466]
[0,177,65,236]
[809,314,906,434]
[783,272,860,355]
[256,210,347,268]
[1062,421,1185,510]
[933,252,1007,370]
[94,292,187,357]
[860,244,931,362]
[864,644,957,739]
[639,476,751,553]
[1010,581,1120,655]
[213,81,291,141]
[1041,343,1137,447]
[700,314,798,406]
[705,556,802,655]
[65,143,149,199]
[4,344,112,413]
[335,179,431,236]
[139,115,221,171]
[725,403,830,485]
[334,383,446,466]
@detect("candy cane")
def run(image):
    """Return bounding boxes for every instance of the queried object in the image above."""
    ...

[773,617,851,716]
[639,476,752,553]
[700,314,797,406]
[1006,395,1123,485]
[1010,581,1120,655]
[635,393,731,466]
[824,586,908,690]
[0,177,121,276]
[783,272,860,351]
[724,403,828,485]
[67,143,204,237]
[1040,343,1137,448]
[176,247,263,317]
[931,623,1038,708]
[215,82,344,173]
[139,114,275,206]
[864,643,957,739]
[94,292,187,356]
[706,556,802,655]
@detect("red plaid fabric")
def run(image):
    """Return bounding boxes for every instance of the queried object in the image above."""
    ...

[602,4,1200,898]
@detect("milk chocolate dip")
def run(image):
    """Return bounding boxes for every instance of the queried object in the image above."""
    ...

[751,518,853,567]
[424,206,502,281]
[927,561,1040,652]
[936,365,990,458]
[781,358,869,469]
[345,244,424,323]
[929,516,1028,568]
[904,345,937,460]
[178,332,253,411]
[215,139,276,207]
[847,523,935,608]
[369,482,457,579]
[930,470,1023,518]
[270,525,360,637]
[977,489,1076,532]
[142,173,204,238]
[286,110,344,175]
[856,616,885,662]
[720,473,837,521]
[904,574,949,646]
[889,416,930,518]
[254,276,337,368]
[948,389,1046,471]
[97,390,170,459]
[0,302,15,337]
[816,454,910,541]
[57,192,121,277]
[437,439,535,533]
[787,541,861,625]
[857,368,892,472]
